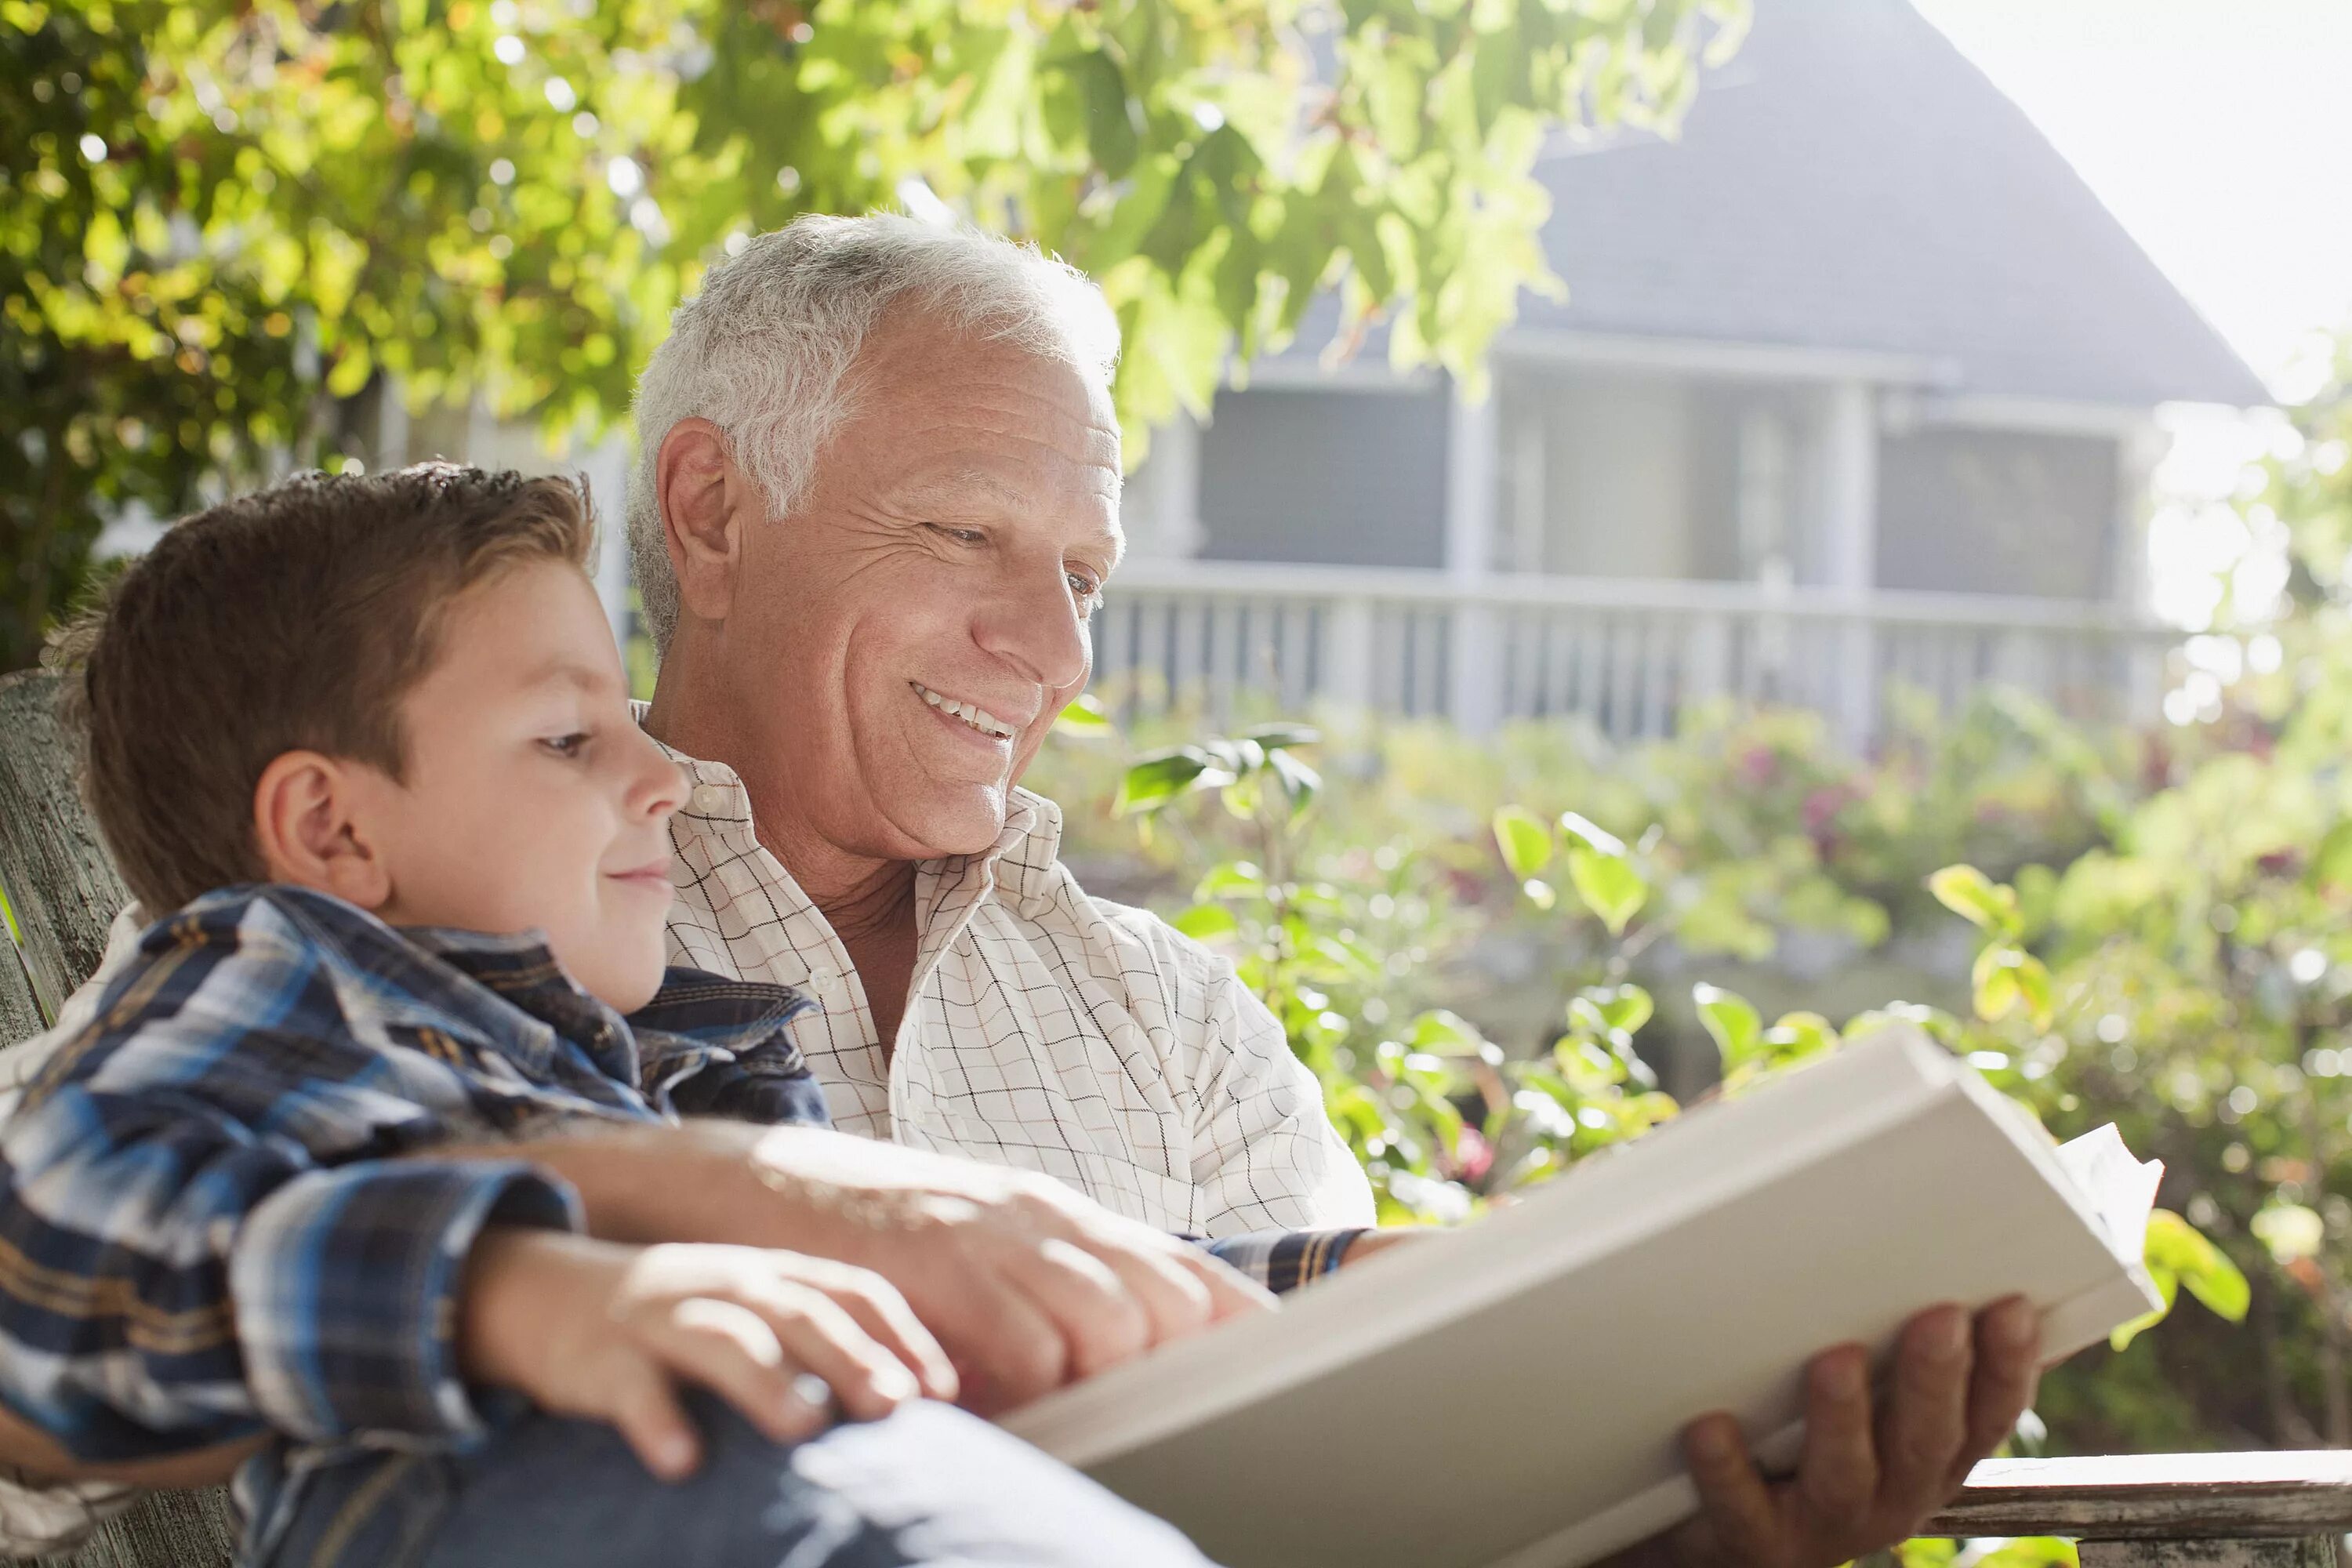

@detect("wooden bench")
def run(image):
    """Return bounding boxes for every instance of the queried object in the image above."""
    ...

[2,666,2349,1568]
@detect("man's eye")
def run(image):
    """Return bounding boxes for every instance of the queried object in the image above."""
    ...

[1068,570,1102,603]
[930,524,986,546]
[541,733,590,759]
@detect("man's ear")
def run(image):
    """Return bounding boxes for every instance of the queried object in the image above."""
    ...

[251,751,394,911]
[657,418,753,626]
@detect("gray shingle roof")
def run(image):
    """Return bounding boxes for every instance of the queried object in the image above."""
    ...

[1278,0,2269,408]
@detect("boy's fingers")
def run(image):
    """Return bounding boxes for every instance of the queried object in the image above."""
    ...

[659,1298,831,1444]
[810,1272,960,1405]
[606,1359,702,1482]
[742,1287,920,1424]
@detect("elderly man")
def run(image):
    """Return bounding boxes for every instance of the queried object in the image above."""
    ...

[619,213,2043,1568]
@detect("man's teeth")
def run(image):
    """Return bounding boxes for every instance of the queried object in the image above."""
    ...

[913,682,1016,739]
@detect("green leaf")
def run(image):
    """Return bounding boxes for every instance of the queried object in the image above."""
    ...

[2313,819,2352,890]
[1928,865,2022,937]
[1558,811,1628,856]
[1114,747,1232,815]
[1971,945,2038,1023]
[1762,1011,1838,1062]
[1567,846,1647,935]
[1693,983,1762,1069]
[1170,902,1241,942]
[1406,1010,1486,1056]
[1195,861,1266,899]
[1242,723,1320,752]
[1492,805,1555,879]
[1267,746,1321,818]
[2145,1208,2250,1323]
[1584,984,1654,1036]
[1053,693,1113,735]
[1521,877,1557,909]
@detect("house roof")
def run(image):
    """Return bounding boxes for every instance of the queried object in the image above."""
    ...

[1279,0,2270,409]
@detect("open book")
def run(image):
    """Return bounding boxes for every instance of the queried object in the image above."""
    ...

[1001,1029,2163,1568]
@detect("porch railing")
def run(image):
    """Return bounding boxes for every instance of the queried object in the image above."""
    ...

[1091,561,2180,745]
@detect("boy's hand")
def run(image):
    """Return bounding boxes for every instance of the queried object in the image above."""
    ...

[459,1229,957,1480]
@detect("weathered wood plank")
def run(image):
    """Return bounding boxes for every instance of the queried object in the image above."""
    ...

[2080,1539,2336,1568]
[1928,1452,2352,1540]
[0,940,42,1042]
[0,672,130,1019]
[1,1485,240,1568]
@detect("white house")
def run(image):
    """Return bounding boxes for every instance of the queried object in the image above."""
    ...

[1104,0,2268,746]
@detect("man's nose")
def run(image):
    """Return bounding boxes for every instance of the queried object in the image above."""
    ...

[975,564,1092,692]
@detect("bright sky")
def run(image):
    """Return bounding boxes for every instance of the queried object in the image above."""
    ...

[1908,0,2352,633]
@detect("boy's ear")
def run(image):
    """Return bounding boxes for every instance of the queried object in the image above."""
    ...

[251,751,394,911]
[656,418,749,626]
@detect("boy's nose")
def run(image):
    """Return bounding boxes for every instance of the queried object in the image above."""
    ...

[628,735,691,819]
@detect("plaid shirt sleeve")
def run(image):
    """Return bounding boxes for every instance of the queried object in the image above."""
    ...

[1197,1228,1369,1294]
[0,900,579,1464]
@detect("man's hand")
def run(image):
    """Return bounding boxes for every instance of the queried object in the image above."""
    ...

[1661,1298,2042,1568]
[740,1128,1275,1414]
[459,1230,956,1480]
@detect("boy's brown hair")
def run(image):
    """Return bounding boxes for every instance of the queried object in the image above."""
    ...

[53,463,594,916]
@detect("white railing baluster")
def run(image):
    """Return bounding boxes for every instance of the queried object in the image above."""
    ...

[1096,562,2180,746]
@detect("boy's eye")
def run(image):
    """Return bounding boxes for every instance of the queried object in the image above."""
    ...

[540,732,590,759]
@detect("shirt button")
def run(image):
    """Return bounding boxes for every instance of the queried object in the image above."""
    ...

[690,784,730,814]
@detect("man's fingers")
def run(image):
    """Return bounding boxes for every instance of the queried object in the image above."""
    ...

[1001,1236,1152,1380]
[920,1266,1072,1416]
[1878,1305,1972,1509]
[1682,1413,1783,1567]
[1955,1296,2043,1486]
[1079,1233,1218,1348]
[1795,1344,1878,1533]
[1167,1243,1279,1323]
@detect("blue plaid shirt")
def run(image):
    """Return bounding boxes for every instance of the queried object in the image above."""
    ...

[0,884,1356,1468]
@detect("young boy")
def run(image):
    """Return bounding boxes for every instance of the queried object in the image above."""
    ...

[0,465,1219,1567]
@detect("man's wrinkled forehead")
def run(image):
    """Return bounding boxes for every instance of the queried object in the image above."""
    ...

[852,311,1121,466]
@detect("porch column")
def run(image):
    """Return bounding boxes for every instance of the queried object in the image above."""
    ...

[1820,381,1879,751]
[1130,412,1205,561]
[1445,373,1504,735]
[2114,421,2169,725]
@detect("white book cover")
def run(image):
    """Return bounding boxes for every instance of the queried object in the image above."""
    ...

[1001,1029,2163,1568]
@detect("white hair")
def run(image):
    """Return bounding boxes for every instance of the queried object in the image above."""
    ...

[626,212,1122,652]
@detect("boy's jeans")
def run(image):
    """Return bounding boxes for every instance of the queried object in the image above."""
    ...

[248,1397,1218,1568]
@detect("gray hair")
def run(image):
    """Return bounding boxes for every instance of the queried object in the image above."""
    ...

[625,213,1122,652]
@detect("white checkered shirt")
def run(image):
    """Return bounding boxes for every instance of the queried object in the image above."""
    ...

[656,743,1377,1237]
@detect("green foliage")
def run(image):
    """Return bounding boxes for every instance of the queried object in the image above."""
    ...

[1,0,1744,670]
[1031,678,2263,1456]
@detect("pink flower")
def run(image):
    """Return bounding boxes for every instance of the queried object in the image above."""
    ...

[1450,1127,1494,1185]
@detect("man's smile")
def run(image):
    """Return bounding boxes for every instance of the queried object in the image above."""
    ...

[911,681,1019,741]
